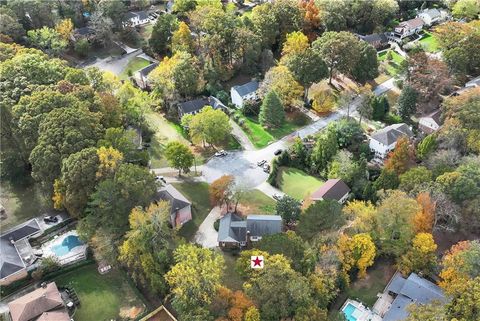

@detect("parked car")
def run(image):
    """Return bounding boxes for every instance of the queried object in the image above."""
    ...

[214,150,227,157]
[272,194,282,201]
[274,149,282,156]
[257,160,267,167]
[43,215,58,224]
[263,164,270,173]
[156,175,166,183]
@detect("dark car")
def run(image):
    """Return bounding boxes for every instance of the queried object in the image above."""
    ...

[274,149,282,156]
[43,215,58,224]
[257,160,267,167]
[272,194,282,201]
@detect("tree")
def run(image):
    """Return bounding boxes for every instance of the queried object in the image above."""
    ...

[259,65,303,108]
[343,200,376,234]
[311,81,337,114]
[173,0,197,14]
[182,107,232,147]
[297,200,344,240]
[0,7,25,41]
[95,146,124,179]
[244,307,261,321]
[276,195,301,226]
[256,231,307,272]
[439,240,480,295]
[209,175,235,209]
[88,10,114,46]
[281,31,309,58]
[373,168,399,191]
[27,27,68,55]
[166,244,224,320]
[29,107,103,190]
[384,137,415,175]
[55,19,73,41]
[171,21,194,54]
[371,95,389,121]
[399,166,432,193]
[310,129,338,174]
[405,301,447,321]
[397,85,417,121]
[250,3,279,48]
[373,190,420,257]
[312,31,360,84]
[352,41,379,83]
[337,233,376,279]
[164,141,194,176]
[98,128,139,163]
[259,91,285,128]
[300,0,321,39]
[398,232,437,275]
[356,85,374,124]
[149,14,179,55]
[446,276,480,321]
[119,202,175,295]
[416,135,436,160]
[210,287,255,321]
[452,0,480,20]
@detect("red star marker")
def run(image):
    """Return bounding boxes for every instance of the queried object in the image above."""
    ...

[251,256,264,269]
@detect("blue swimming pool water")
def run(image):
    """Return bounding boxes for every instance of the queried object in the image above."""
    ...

[51,235,83,256]
[343,303,358,321]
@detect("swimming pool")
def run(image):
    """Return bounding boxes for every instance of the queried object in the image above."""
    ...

[50,235,84,257]
[343,303,358,321]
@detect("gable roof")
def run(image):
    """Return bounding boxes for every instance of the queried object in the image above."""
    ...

[246,215,282,237]
[371,123,413,146]
[419,8,441,19]
[465,75,480,88]
[383,272,447,321]
[310,179,350,201]
[74,26,94,36]
[8,282,64,321]
[399,18,424,29]
[420,109,442,127]
[178,98,209,114]
[232,81,259,97]
[359,33,388,45]
[156,185,191,215]
[218,213,247,243]
[36,311,70,321]
[138,62,158,77]
[126,11,149,20]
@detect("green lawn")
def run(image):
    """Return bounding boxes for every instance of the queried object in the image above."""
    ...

[221,252,244,291]
[378,50,405,77]
[172,181,212,240]
[238,189,276,214]
[419,32,439,53]
[54,265,145,321]
[237,112,310,149]
[119,57,151,80]
[276,167,324,200]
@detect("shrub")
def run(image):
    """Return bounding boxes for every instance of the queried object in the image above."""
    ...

[384,113,402,124]
[74,39,90,57]
[214,219,220,231]
[267,159,280,187]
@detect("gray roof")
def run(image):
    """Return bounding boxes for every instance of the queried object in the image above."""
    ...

[359,33,388,45]
[465,76,480,88]
[246,215,282,237]
[208,96,227,110]
[371,123,413,146]
[420,8,441,19]
[310,179,350,201]
[155,185,191,215]
[126,11,149,20]
[1,219,40,279]
[383,272,447,321]
[178,98,209,114]
[232,81,259,97]
[218,213,247,243]
[138,62,158,77]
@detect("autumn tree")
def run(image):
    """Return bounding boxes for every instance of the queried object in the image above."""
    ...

[384,137,415,175]
[210,287,255,321]
[259,90,285,128]
[446,276,480,321]
[281,31,309,58]
[209,175,235,209]
[300,0,321,39]
[149,13,178,55]
[398,233,437,275]
[311,81,336,114]
[181,107,232,147]
[259,65,303,108]
[164,141,194,176]
[343,200,376,234]
[55,19,73,41]
[171,21,194,54]
[413,192,435,234]
[338,233,376,279]
[166,244,224,320]
[119,202,175,295]
[452,0,480,21]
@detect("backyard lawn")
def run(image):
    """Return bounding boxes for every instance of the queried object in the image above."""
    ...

[237,189,276,214]
[378,50,405,77]
[276,167,324,200]
[54,264,145,321]
[237,111,310,149]
[173,181,212,240]
[221,252,244,291]
[119,57,151,80]
[419,32,439,53]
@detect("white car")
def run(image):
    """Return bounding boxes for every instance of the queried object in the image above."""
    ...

[214,150,227,157]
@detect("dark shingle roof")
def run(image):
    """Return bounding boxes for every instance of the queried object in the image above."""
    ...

[360,33,388,45]
[138,62,158,77]
[371,123,413,146]
[310,179,350,201]
[74,27,94,36]
[156,185,191,215]
[134,11,149,21]
[178,98,209,114]
[218,213,247,243]
[246,215,282,237]
[232,81,259,97]
[125,12,138,19]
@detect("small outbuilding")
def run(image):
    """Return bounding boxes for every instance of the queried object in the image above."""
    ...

[310,179,350,203]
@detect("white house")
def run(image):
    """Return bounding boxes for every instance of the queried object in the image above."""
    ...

[230,80,259,108]
[369,123,414,158]
[124,11,150,27]
[388,18,424,43]
[419,110,442,134]
[418,8,446,26]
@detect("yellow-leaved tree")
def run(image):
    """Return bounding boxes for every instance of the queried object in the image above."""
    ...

[398,233,437,275]
[343,200,376,234]
[55,19,73,41]
[337,233,376,279]
[171,21,195,54]
[281,31,309,58]
[96,146,123,179]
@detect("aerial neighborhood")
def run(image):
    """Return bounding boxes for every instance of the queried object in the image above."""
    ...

[0,0,479,321]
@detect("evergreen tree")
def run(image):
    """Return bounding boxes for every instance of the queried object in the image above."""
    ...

[371,95,389,121]
[398,85,417,122]
[259,91,285,128]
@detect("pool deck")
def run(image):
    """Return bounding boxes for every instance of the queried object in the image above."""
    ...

[341,299,382,321]
[41,230,88,265]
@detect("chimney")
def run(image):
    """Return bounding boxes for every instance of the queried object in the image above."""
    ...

[41,282,47,289]
[246,230,251,249]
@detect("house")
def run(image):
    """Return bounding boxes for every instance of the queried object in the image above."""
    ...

[388,18,424,42]
[451,76,480,96]
[369,123,414,158]
[134,62,158,89]
[155,184,192,228]
[177,96,227,119]
[124,11,150,27]
[418,8,448,26]
[419,109,442,134]
[375,272,447,321]
[358,33,389,50]
[140,305,178,321]
[1,219,41,286]
[8,282,70,321]
[230,80,259,108]
[72,26,95,42]
[310,179,350,203]
[218,214,282,249]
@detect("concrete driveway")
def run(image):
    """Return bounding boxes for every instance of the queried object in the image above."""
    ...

[193,206,221,248]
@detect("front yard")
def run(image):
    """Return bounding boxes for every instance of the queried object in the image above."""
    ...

[54,264,145,321]
[237,189,276,214]
[276,167,324,200]
[235,111,310,149]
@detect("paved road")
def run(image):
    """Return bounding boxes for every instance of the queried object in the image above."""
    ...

[373,78,395,96]
[193,206,220,248]
[83,48,142,75]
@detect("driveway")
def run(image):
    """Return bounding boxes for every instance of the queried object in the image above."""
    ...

[193,207,221,248]
[255,182,284,199]
[373,78,395,96]
[83,48,142,75]
[230,120,255,151]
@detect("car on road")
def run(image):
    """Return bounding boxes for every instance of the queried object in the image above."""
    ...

[272,194,282,200]
[43,215,58,224]
[263,163,270,173]
[156,175,166,183]
[214,150,228,157]
[274,149,282,156]
[257,160,267,167]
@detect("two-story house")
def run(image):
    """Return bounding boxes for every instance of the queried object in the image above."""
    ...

[369,123,414,158]
[124,11,150,27]
[177,96,227,120]
[230,80,259,108]
[388,18,424,43]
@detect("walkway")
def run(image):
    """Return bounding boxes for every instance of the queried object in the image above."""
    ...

[255,182,284,199]
[193,207,221,248]
[373,78,395,96]
[230,120,255,151]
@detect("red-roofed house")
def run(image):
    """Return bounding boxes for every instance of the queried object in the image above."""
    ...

[310,179,350,204]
